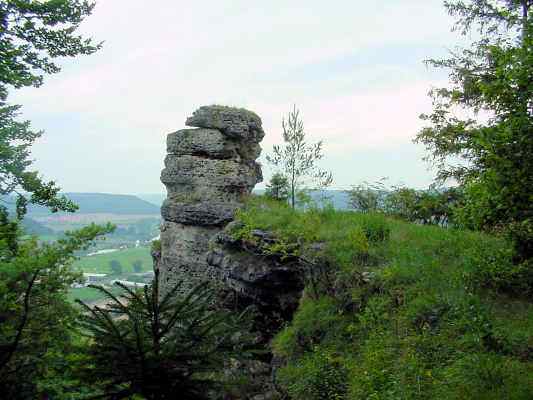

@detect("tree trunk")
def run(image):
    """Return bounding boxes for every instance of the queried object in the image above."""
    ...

[291,183,295,209]
[290,166,296,209]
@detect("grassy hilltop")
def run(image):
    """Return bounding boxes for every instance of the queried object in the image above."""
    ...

[232,197,533,399]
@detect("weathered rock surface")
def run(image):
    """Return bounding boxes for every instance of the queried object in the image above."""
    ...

[159,105,264,291]
[159,221,220,291]
[161,154,262,204]
[206,222,306,340]
[160,106,303,398]
[161,199,240,227]
[167,128,261,161]
[186,105,265,142]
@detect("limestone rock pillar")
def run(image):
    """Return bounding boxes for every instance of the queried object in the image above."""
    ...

[159,105,264,292]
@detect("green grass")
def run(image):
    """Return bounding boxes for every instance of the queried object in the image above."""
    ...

[68,287,107,303]
[72,246,153,274]
[68,286,124,304]
[233,197,533,400]
[68,246,153,304]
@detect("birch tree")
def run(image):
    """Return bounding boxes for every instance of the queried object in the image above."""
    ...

[267,106,333,208]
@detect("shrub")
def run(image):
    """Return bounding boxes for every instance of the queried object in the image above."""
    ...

[151,239,161,253]
[108,259,122,275]
[77,276,256,399]
[464,238,533,295]
[265,172,290,203]
[436,353,533,400]
[272,296,345,359]
[277,348,348,400]
[356,213,391,243]
[345,180,386,213]
[131,259,143,273]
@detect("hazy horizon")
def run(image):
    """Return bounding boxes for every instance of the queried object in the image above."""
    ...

[11,0,462,193]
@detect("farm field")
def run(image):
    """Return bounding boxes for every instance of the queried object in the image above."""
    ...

[72,246,153,274]
[68,246,154,304]
[68,287,113,303]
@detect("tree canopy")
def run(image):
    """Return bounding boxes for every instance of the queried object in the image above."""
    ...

[0,0,101,214]
[0,1,112,397]
[0,0,101,100]
[265,172,290,203]
[416,0,532,261]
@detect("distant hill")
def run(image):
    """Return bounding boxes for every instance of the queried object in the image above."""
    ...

[254,189,351,209]
[1,193,161,217]
[62,193,160,215]
[21,218,55,235]
[137,190,352,210]
[0,191,350,219]
[137,193,166,207]
[302,190,351,209]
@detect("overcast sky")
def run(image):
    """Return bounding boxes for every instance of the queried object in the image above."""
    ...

[11,0,462,195]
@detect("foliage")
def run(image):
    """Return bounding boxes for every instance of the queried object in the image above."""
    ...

[266,105,333,208]
[384,185,462,226]
[0,0,101,213]
[0,104,77,216]
[345,179,387,213]
[265,172,290,202]
[0,222,114,399]
[463,236,533,294]
[132,259,143,273]
[0,1,106,397]
[0,0,101,100]
[33,333,97,400]
[109,259,123,275]
[415,0,533,261]
[77,269,256,400]
[277,347,348,400]
[346,180,462,226]
[236,197,533,399]
[151,239,161,253]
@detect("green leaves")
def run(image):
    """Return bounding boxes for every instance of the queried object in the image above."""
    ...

[77,275,257,399]
[0,1,105,397]
[0,216,113,398]
[0,101,78,218]
[267,105,333,208]
[265,172,290,202]
[416,0,533,262]
[0,0,101,100]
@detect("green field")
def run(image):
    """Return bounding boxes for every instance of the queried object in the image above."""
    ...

[68,285,127,303]
[68,246,154,304]
[73,246,153,274]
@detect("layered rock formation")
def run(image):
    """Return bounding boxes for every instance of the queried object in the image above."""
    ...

[159,106,304,398]
[207,221,306,340]
[159,105,263,291]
